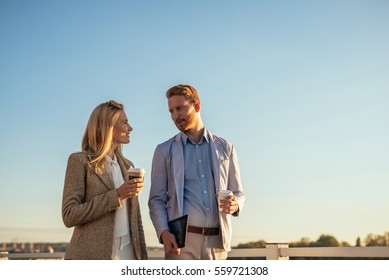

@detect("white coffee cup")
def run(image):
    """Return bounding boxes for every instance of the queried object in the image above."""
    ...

[127,168,145,181]
[218,190,233,211]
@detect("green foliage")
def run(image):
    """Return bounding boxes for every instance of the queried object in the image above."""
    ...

[232,232,388,260]
[289,237,312,247]
[340,241,351,247]
[236,240,266,248]
[364,232,389,246]
[235,231,388,248]
[312,234,340,247]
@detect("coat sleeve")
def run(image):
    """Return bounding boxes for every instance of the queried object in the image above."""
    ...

[148,145,171,241]
[62,153,120,228]
[228,145,245,216]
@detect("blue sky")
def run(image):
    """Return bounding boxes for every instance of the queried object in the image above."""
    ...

[0,0,388,247]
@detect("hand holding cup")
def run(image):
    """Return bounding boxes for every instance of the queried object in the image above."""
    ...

[217,190,238,215]
[117,168,145,200]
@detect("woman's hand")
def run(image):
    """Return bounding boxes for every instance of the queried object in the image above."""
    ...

[116,178,144,200]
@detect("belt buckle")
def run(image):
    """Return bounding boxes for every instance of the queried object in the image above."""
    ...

[202,228,206,235]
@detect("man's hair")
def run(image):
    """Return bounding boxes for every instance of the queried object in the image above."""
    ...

[166,84,200,104]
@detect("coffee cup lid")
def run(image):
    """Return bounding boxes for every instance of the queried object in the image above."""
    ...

[128,168,145,173]
[219,190,233,195]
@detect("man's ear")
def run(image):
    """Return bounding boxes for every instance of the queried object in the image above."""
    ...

[194,101,201,112]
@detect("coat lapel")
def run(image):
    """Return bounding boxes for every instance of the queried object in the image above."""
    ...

[93,152,132,192]
[116,151,132,180]
[209,131,222,192]
[98,171,115,191]
[86,155,115,191]
[116,151,142,259]
[172,133,185,216]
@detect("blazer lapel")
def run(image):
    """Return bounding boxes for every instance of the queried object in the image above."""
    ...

[172,133,185,216]
[116,151,132,181]
[95,169,115,191]
[93,152,131,192]
[86,155,115,191]
[209,132,222,192]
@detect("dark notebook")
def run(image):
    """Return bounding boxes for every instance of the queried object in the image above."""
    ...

[168,215,188,248]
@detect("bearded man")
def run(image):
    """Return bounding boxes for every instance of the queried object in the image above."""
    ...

[148,84,245,260]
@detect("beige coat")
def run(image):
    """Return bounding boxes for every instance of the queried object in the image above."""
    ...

[62,151,148,260]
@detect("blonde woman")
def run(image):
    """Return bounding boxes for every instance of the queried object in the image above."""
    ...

[62,100,148,260]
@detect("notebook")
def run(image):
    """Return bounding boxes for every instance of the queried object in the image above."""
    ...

[168,215,188,248]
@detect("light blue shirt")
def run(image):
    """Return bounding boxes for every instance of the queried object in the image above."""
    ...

[182,129,219,228]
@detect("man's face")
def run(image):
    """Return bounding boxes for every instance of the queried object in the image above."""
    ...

[168,95,199,132]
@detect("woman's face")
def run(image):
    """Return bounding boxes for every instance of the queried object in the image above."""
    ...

[113,110,132,145]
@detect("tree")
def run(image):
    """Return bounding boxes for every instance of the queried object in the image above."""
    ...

[289,237,312,247]
[355,237,361,247]
[236,240,266,248]
[312,234,340,247]
[364,232,389,246]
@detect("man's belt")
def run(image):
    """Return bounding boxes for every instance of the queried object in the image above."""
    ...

[187,226,220,236]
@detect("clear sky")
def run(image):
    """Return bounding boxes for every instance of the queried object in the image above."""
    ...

[0,0,388,247]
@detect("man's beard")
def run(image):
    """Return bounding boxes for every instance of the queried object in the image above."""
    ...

[175,112,196,132]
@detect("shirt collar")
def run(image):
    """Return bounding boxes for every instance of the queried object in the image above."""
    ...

[105,154,118,165]
[181,128,210,145]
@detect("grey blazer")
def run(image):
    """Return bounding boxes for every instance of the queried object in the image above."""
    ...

[62,151,148,260]
[148,130,245,252]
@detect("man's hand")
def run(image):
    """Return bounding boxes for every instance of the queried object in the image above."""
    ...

[218,194,239,215]
[161,230,180,255]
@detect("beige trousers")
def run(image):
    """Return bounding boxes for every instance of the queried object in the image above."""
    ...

[166,232,227,260]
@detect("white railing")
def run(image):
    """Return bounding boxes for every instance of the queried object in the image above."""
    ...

[228,243,389,260]
[1,243,389,260]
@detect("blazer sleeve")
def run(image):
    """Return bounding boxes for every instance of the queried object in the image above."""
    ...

[62,153,120,228]
[228,145,245,216]
[148,145,170,241]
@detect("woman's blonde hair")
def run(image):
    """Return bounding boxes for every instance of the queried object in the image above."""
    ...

[82,100,124,174]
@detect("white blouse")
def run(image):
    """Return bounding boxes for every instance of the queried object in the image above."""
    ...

[105,155,132,258]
